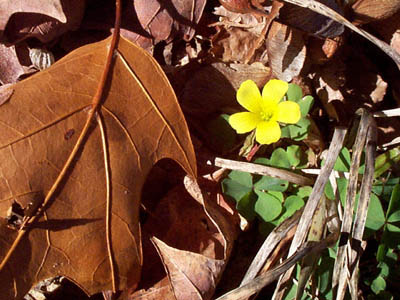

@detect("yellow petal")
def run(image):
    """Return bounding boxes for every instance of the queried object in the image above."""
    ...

[276,101,301,124]
[229,112,261,134]
[262,79,288,103]
[255,121,281,144]
[237,80,262,113]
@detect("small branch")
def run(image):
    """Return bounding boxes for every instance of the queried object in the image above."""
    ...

[214,157,315,186]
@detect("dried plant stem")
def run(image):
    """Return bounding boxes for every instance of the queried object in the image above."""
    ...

[333,111,376,300]
[214,157,314,186]
[373,108,400,117]
[216,233,338,300]
[241,209,302,286]
[333,111,371,300]
[274,126,347,300]
[0,0,121,274]
[348,117,376,299]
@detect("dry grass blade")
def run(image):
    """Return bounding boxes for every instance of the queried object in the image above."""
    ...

[326,172,342,233]
[273,127,347,300]
[214,157,314,186]
[241,209,302,286]
[348,116,377,299]
[281,0,400,69]
[216,233,338,300]
[373,108,400,118]
[295,195,327,300]
[333,110,372,300]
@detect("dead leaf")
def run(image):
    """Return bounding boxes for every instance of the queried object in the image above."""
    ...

[307,36,344,65]
[212,27,263,63]
[352,0,400,24]
[278,0,344,38]
[213,5,261,26]
[127,277,176,300]
[369,74,388,104]
[0,0,85,43]
[152,237,225,300]
[369,11,400,104]
[266,22,307,82]
[133,0,207,46]
[181,62,271,116]
[0,35,196,299]
[211,5,267,63]
[125,173,238,300]
[0,84,14,106]
[0,43,33,84]
[217,0,261,15]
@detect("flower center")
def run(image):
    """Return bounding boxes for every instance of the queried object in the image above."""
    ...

[260,110,274,121]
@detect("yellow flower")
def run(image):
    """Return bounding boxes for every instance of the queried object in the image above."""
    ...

[229,79,301,145]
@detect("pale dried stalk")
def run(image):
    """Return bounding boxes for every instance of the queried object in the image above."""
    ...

[295,194,327,300]
[348,117,377,299]
[214,157,314,186]
[241,209,302,286]
[273,127,347,300]
[373,108,400,117]
[216,233,338,300]
[333,110,371,300]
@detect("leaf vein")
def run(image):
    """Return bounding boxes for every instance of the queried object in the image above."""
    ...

[115,50,193,174]
[0,106,89,150]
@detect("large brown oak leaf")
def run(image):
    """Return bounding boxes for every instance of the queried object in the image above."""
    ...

[0,35,196,299]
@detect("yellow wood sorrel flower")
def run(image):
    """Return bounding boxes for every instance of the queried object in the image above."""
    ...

[229,79,301,144]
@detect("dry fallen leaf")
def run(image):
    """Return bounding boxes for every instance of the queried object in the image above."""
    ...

[132,0,207,47]
[126,174,238,300]
[352,0,400,24]
[0,44,28,84]
[181,62,271,116]
[0,0,85,43]
[0,84,14,106]
[152,237,225,300]
[266,22,307,82]
[0,35,196,299]
[278,0,344,38]
[211,5,267,63]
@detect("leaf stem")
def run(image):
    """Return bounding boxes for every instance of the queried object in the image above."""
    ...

[0,0,122,278]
